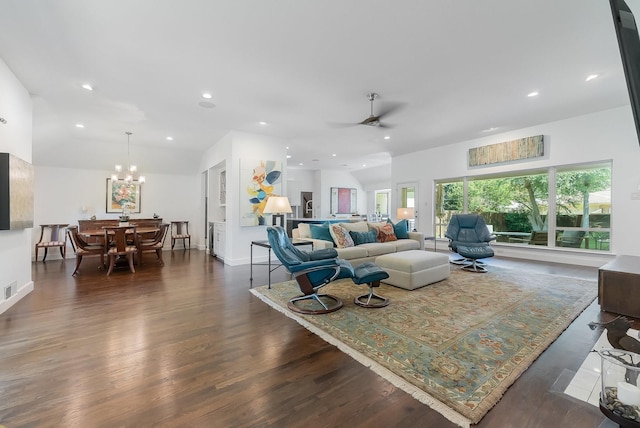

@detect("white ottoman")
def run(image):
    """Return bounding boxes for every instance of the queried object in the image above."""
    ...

[375,250,450,290]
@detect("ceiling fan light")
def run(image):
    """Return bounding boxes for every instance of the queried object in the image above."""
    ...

[129,165,137,173]
[115,165,122,172]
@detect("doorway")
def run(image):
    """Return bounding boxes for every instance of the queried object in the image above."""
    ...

[397,182,418,231]
[302,192,313,218]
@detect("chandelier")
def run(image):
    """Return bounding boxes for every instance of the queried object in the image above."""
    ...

[111,131,145,183]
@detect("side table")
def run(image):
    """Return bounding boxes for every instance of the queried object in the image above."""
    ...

[250,240,313,288]
[598,255,640,317]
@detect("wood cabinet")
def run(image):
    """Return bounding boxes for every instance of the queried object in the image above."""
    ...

[598,255,640,317]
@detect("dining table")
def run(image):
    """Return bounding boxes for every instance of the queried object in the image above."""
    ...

[80,226,159,239]
[79,226,160,272]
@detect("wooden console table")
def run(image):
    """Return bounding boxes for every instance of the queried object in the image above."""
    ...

[598,255,640,317]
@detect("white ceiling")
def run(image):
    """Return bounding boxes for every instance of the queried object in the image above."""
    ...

[0,0,635,177]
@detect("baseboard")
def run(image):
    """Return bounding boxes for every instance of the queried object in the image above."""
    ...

[0,280,34,315]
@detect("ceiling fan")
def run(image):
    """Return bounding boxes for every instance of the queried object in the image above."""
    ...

[329,92,405,129]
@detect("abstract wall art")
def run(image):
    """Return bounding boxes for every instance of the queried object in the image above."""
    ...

[240,159,282,226]
[468,135,544,167]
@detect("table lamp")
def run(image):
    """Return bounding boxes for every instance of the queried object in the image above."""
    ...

[263,196,293,227]
[397,207,415,232]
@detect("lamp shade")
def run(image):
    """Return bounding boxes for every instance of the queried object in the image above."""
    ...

[397,207,415,220]
[263,196,293,214]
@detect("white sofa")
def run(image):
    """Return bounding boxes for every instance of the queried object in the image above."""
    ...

[292,221,424,267]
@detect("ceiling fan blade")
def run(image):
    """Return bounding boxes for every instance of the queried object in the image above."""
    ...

[376,101,407,119]
[326,121,359,128]
[377,122,395,129]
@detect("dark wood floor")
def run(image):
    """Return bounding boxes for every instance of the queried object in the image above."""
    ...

[0,251,619,427]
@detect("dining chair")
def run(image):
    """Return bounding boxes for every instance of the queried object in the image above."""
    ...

[170,221,190,250]
[35,224,69,261]
[67,226,105,276]
[137,223,169,266]
[104,226,138,275]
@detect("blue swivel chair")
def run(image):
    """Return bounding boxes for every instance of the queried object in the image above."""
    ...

[445,214,496,273]
[266,226,390,314]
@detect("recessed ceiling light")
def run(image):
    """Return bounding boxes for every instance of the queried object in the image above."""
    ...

[286,155,292,159]
[332,153,337,157]
[362,164,367,167]
[202,93,212,99]
[586,74,599,82]
[298,162,303,166]
[482,127,499,132]
[384,136,390,140]
[259,121,268,125]
[286,146,289,150]
[166,136,173,141]
[81,84,93,91]
[527,91,539,97]
[75,123,84,128]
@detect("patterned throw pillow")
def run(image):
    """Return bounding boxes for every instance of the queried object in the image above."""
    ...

[387,219,409,239]
[349,229,377,245]
[329,224,355,248]
[370,222,397,243]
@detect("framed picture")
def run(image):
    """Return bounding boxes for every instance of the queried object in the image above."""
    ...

[330,187,357,214]
[239,158,282,226]
[106,178,142,213]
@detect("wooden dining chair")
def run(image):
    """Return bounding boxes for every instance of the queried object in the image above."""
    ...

[104,226,138,275]
[67,226,105,276]
[137,223,169,266]
[35,224,70,261]
[170,221,190,250]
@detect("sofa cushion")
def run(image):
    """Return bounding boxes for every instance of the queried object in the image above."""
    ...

[329,224,354,248]
[298,223,312,239]
[387,219,409,239]
[349,229,377,245]
[389,238,421,252]
[339,221,369,233]
[335,246,368,259]
[358,242,396,257]
[309,223,333,242]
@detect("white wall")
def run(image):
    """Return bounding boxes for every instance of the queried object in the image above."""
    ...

[318,169,366,218]
[393,106,640,266]
[0,57,34,314]
[33,166,199,259]
[199,131,288,266]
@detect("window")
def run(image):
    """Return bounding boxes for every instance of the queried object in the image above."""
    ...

[435,180,463,238]
[434,162,611,251]
[554,163,611,250]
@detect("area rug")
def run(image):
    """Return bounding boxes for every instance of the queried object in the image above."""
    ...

[250,266,597,427]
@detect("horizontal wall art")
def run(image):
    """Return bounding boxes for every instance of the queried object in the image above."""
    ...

[468,135,544,167]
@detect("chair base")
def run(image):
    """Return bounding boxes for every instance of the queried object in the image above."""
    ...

[460,259,488,273]
[287,293,343,315]
[355,287,390,308]
[451,257,486,266]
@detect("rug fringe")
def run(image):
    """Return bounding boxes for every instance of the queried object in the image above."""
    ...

[249,288,472,428]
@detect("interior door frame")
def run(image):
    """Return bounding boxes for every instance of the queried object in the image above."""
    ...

[396,181,418,229]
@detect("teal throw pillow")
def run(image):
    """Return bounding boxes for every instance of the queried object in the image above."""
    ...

[349,229,377,245]
[387,219,409,239]
[309,223,333,242]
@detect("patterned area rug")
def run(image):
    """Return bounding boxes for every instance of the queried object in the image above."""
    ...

[250,266,597,427]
